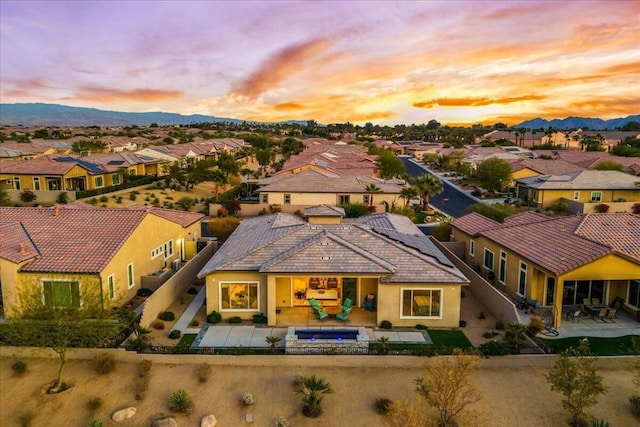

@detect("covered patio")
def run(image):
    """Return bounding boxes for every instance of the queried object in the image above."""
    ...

[274,306,377,327]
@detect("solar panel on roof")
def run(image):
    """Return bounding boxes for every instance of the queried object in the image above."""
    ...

[371,228,454,267]
[107,160,125,165]
[54,156,103,173]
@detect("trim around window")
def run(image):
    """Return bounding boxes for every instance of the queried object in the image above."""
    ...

[469,239,475,256]
[127,263,135,288]
[483,248,494,271]
[400,288,443,319]
[107,274,116,300]
[219,281,260,312]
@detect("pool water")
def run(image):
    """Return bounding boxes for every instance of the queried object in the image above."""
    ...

[296,329,358,340]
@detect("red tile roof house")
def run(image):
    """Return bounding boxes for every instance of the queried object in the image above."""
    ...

[0,204,203,317]
[450,211,640,328]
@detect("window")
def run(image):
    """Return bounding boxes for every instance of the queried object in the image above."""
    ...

[590,191,602,202]
[42,280,80,309]
[545,277,556,306]
[284,193,291,204]
[261,193,268,204]
[13,176,20,190]
[220,282,259,311]
[401,288,442,318]
[363,194,370,205]
[518,262,527,296]
[33,177,40,191]
[469,240,475,256]
[498,251,507,284]
[163,240,174,259]
[573,191,580,200]
[94,176,104,188]
[107,274,115,300]
[338,194,350,205]
[483,249,494,271]
[628,280,640,309]
[127,263,134,288]
[562,279,606,305]
[112,174,120,185]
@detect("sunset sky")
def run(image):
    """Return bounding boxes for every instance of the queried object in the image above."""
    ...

[1,0,638,126]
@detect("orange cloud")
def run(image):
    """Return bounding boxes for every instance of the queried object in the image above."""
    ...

[273,102,306,111]
[232,38,331,99]
[73,87,182,103]
[413,94,546,109]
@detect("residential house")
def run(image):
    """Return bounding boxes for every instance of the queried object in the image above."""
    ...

[515,170,640,210]
[83,152,168,178]
[534,150,640,176]
[197,205,469,327]
[451,211,640,327]
[508,158,586,190]
[0,155,123,192]
[0,204,203,317]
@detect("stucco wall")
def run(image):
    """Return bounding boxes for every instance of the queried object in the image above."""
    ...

[205,271,266,320]
[209,202,386,217]
[259,191,399,207]
[5,189,77,205]
[562,198,639,214]
[140,241,215,328]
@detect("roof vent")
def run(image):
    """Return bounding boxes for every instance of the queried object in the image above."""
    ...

[19,243,27,255]
[321,256,331,260]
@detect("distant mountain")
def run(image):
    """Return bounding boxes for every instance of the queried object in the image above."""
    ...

[0,103,308,127]
[516,115,640,130]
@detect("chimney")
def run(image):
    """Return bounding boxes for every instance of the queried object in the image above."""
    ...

[19,243,27,255]
[54,204,59,216]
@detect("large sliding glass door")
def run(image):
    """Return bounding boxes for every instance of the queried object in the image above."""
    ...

[562,280,605,305]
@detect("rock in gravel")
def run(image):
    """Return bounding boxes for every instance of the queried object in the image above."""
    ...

[152,417,177,427]
[201,414,217,427]
[111,407,137,422]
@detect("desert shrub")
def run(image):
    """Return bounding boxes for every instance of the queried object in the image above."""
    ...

[99,195,109,203]
[196,363,211,383]
[137,288,153,297]
[252,313,267,324]
[241,392,255,406]
[272,416,290,427]
[632,203,640,215]
[116,196,123,204]
[594,203,610,213]
[189,320,199,327]
[548,200,568,213]
[152,320,165,330]
[93,353,116,375]
[630,395,640,416]
[87,197,98,205]
[591,419,610,427]
[415,324,428,330]
[20,189,36,203]
[229,316,242,324]
[380,320,392,329]
[187,287,198,294]
[479,340,511,356]
[129,193,137,201]
[11,360,27,375]
[340,202,369,218]
[87,397,103,411]
[86,420,104,427]
[495,319,505,330]
[206,217,241,242]
[471,188,482,197]
[56,192,69,204]
[375,397,393,415]
[158,311,175,321]
[169,330,181,339]
[258,207,268,215]
[528,316,544,336]
[207,311,222,324]
[168,389,193,413]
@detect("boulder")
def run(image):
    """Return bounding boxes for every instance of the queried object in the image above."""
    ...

[111,407,137,422]
[201,414,217,427]
[152,417,177,427]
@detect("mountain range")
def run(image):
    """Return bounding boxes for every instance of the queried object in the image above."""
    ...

[0,103,638,129]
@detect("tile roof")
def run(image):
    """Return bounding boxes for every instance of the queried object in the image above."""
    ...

[516,170,640,190]
[304,205,345,217]
[257,170,403,194]
[450,212,500,236]
[575,213,640,261]
[502,211,551,227]
[0,222,39,263]
[0,155,84,175]
[510,158,586,175]
[124,205,204,227]
[198,212,468,284]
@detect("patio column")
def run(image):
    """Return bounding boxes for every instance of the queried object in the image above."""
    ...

[266,275,277,326]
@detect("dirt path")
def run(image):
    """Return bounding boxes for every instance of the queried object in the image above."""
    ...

[1,356,636,426]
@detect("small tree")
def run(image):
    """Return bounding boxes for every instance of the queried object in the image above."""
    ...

[475,157,513,192]
[295,374,334,418]
[414,349,481,426]
[206,217,240,242]
[20,189,37,203]
[385,397,430,427]
[411,174,443,212]
[545,339,606,426]
[431,221,452,242]
[265,335,282,352]
[0,188,10,206]
[593,160,624,171]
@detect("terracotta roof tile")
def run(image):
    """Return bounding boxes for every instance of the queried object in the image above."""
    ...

[125,205,204,227]
[575,213,640,261]
[450,212,500,236]
[0,222,39,263]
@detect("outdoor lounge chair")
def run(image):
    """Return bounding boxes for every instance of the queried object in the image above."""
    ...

[595,308,608,322]
[336,310,350,322]
[309,298,323,311]
[605,308,617,322]
[342,297,353,311]
[315,308,329,320]
[571,309,582,323]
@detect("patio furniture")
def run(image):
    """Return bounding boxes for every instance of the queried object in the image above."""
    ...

[309,298,323,311]
[315,308,329,320]
[526,299,542,315]
[571,309,582,323]
[363,294,376,311]
[592,298,601,305]
[605,308,617,322]
[585,304,608,319]
[583,298,591,306]
[594,308,608,322]
[336,310,351,322]
[342,297,353,311]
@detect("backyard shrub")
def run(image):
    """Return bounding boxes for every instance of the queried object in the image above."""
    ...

[380,320,392,329]
[527,316,544,336]
[632,203,640,215]
[87,397,103,411]
[87,197,98,205]
[158,311,175,321]
[229,316,242,324]
[56,192,69,204]
[168,389,193,413]
[591,419,610,427]
[169,330,181,339]
[187,287,198,294]
[241,392,255,406]
[152,320,165,330]
[272,416,290,427]
[196,363,211,383]
[252,313,267,324]
[479,340,511,356]
[189,320,199,327]
[116,196,123,204]
[630,395,640,416]
[93,353,116,375]
[11,360,27,375]
[207,311,222,324]
[137,288,153,297]
[99,195,108,203]
[375,397,393,415]
[471,188,482,197]
[594,203,610,213]
[20,189,36,203]
[495,319,505,330]
[129,193,137,201]
[86,420,104,427]
[415,324,428,330]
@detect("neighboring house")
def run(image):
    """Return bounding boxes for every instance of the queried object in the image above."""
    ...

[0,146,36,162]
[83,152,168,177]
[198,205,469,327]
[451,211,640,327]
[509,158,586,189]
[256,169,403,208]
[515,170,640,209]
[534,150,640,176]
[0,204,203,317]
[0,155,123,192]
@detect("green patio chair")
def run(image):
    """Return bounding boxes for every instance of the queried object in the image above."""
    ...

[309,298,323,311]
[336,310,351,322]
[342,297,353,311]
[316,308,329,320]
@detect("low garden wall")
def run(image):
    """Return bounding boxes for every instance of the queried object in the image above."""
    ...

[5,189,76,205]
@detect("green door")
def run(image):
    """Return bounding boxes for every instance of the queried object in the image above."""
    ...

[342,278,357,305]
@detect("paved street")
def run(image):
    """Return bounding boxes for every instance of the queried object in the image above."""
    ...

[401,156,478,218]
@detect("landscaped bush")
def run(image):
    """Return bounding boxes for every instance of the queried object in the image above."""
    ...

[252,313,267,324]
[594,203,610,213]
[137,288,153,297]
[527,316,544,336]
[207,311,222,324]
[415,324,428,330]
[241,392,255,406]
[56,192,69,204]
[152,320,165,330]
[11,360,27,375]
[129,193,137,201]
[478,340,512,356]
[471,188,482,197]
[196,363,211,383]
[189,320,199,327]
[380,320,392,329]
[187,287,198,294]
[20,189,37,203]
[272,416,290,427]
[229,316,242,324]
[93,353,116,375]
[169,330,181,339]
[158,311,175,321]
[87,197,98,205]
[495,319,505,330]
[87,397,103,411]
[375,397,393,415]
[99,195,109,203]
[86,419,104,427]
[632,203,640,215]
[168,389,193,413]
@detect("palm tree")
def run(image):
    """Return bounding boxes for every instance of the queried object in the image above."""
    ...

[265,335,282,353]
[400,186,418,208]
[296,374,334,417]
[411,174,443,212]
[364,183,382,208]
